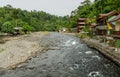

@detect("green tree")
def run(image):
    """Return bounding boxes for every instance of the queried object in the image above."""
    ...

[23,24,34,34]
[1,21,14,33]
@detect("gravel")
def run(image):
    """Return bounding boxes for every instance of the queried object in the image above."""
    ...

[0,32,48,69]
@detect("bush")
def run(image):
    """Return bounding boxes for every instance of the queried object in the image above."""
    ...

[1,21,14,34]
[108,40,116,47]
[23,25,34,34]
[82,26,93,38]
[83,26,90,32]
[115,39,120,48]
[76,33,89,39]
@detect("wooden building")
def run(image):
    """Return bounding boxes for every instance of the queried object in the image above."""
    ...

[77,18,87,33]
[109,14,120,38]
[91,23,96,30]
[96,10,119,35]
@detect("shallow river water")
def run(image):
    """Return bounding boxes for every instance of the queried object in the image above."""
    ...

[0,32,120,77]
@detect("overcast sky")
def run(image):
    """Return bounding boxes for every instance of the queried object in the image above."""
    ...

[0,0,94,16]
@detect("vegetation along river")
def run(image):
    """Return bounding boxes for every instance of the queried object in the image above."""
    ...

[0,32,120,77]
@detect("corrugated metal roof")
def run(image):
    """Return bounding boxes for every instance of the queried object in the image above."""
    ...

[109,14,120,22]
[77,18,87,21]
[97,10,119,19]
[108,16,116,25]
[77,22,86,25]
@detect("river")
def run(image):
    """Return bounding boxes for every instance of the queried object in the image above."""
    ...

[0,32,120,77]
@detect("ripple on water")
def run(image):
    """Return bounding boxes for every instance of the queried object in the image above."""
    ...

[78,52,82,54]
[92,55,101,60]
[85,51,93,54]
[69,64,79,71]
[71,41,77,45]
[88,71,103,77]
[63,39,77,46]
[72,64,79,69]
[82,58,89,63]
[69,67,74,71]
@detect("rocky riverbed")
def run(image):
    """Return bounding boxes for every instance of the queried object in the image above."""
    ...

[0,32,48,69]
[0,32,120,77]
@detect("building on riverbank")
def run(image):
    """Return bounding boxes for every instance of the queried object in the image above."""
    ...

[77,18,87,33]
[96,10,119,36]
[109,14,120,38]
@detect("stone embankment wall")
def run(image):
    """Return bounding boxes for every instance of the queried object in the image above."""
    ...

[82,38,120,65]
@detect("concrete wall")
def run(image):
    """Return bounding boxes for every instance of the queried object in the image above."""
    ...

[82,38,120,65]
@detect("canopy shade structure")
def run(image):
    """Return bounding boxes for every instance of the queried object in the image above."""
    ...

[109,14,120,22]
[108,16,116,26]
[108,14,120,31]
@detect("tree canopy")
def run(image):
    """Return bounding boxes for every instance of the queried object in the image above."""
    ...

[0,4,69,33]
[69,0,120,28]
[0,1,120,33]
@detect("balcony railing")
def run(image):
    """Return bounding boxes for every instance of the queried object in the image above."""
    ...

[112,31,120,35]
[111,31,120,38]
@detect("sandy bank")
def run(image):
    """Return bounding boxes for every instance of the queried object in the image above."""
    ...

[0,32,49,69]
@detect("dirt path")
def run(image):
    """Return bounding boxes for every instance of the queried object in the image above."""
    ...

[0,32,49,69]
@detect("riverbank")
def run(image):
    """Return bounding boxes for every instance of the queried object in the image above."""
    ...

[82,38,120,65]
[1,32,120,77]
[0,32,49,69]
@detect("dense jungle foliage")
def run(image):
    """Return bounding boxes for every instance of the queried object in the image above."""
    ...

[0,0,120,34]
[69,0,120,28]
[0,4,70,34]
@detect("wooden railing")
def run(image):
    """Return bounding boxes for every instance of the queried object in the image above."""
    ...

[111,31,120,35]
[111,31,120,38]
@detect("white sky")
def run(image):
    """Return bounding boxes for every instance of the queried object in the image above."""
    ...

[0,0,94,16]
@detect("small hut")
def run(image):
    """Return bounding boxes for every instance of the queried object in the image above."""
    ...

[77,18,87,33]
